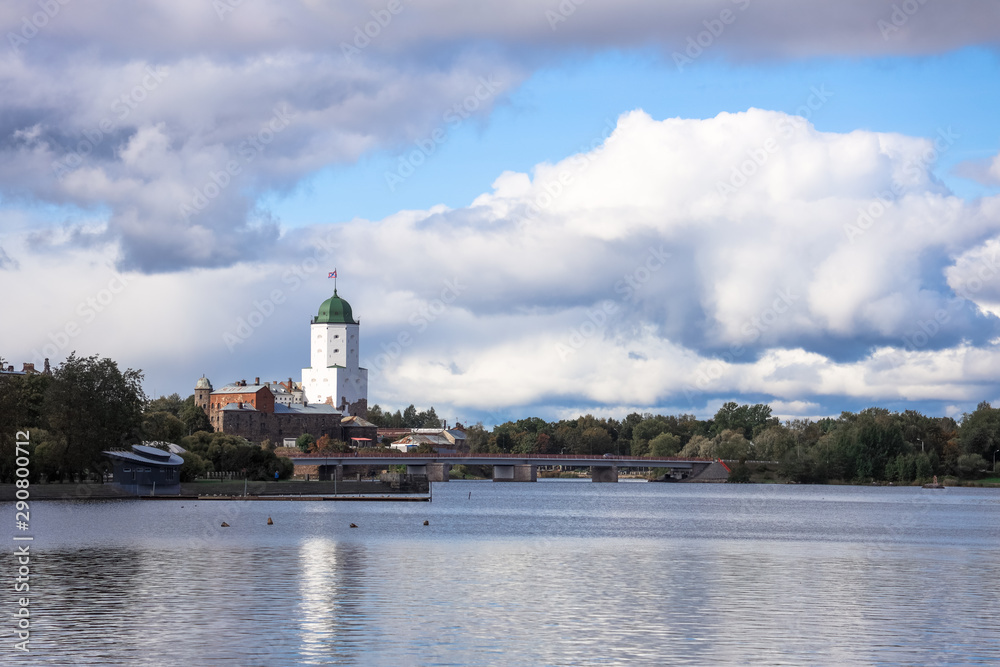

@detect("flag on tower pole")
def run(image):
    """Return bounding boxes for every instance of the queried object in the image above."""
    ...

[328,269,337,279]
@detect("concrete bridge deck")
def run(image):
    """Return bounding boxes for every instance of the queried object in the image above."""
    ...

[287,453,716,483]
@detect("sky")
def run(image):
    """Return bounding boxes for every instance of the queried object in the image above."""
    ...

[2,1,1000,427]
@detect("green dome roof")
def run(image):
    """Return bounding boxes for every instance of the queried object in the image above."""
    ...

[314,290,357,324]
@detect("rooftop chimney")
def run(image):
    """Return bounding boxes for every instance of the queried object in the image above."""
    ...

[255,376,260,385]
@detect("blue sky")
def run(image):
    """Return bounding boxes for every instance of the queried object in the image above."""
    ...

[2,1,1000,426]
[268,47,1000,227]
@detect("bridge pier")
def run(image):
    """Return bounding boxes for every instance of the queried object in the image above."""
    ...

[591,465,618,482]
[427,463,450,482]
[493,464,537,482]
[318,464,344,481]
[405,463,450,482]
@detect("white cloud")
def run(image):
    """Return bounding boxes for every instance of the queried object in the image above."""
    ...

[2,1,995,60]
[3,0,997,277]
[6,108,1000,420]
[0,51,521,270]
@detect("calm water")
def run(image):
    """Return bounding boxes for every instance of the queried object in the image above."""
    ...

[6,481,1000,666]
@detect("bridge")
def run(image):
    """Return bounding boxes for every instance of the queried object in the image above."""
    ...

[286,453,722,483]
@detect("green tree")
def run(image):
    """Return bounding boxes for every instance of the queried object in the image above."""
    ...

[648,432,681,457]
[680,434,713,458]
[179,451,211,482]
[366,404,386,427]
[712,402,777,440]
[43,353,146,480]
[580,426,612,455]
[854,411,904,480]
[492,428,514,453]
[142,411,186,443]
[958,402,1000,461]
[465,423,490,453]
[402,404,419,427]
[714,430,754,460]
[0,371,55,481]
[147,393,184,416]
[727,460,752,483]
[553,423,582,454]
[178,397,211,434]
[418,406,442,428]
[914,453,933,480]
[296,433,315,452]
[631,416,672,457]
[514,431,539,454]
[955,453,987,478]
[180,430,292,480]
[754,425,795,461]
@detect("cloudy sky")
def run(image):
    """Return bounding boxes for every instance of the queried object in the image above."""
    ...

[2,1,1000,425]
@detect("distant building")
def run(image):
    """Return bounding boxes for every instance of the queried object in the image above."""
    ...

[196,288,371,444]
[390,428,467,454]
[0,359,51,377]
[264,379,304,406]
[342,415,378,448]
[300,290,368,416]
[222,398,345,443]
[103,444,184,495]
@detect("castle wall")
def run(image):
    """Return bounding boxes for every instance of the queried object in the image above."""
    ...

[219,411,344,445]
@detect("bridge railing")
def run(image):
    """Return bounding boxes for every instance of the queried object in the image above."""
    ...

[287,452,711,462]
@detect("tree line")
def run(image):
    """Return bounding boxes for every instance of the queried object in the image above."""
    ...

[366,404,445,429]
[0,353,292,484]
[3,353,997,485]
[454,401,998,483]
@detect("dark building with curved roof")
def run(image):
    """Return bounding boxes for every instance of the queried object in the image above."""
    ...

[103,444,184,495]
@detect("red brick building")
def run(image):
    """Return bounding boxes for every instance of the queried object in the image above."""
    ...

[196,377,350,445]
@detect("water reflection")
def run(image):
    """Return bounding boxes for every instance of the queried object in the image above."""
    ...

[297,539,373,664]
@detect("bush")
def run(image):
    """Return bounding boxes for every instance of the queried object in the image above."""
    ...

[179,451,211,482]
[296,433,315,452]
[956,453,987,478]
[727,460,752,483]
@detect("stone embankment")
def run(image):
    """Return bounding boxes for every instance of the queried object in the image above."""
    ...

[0,479,422,501]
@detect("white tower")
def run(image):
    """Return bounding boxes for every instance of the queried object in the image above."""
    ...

[301,289,369,416]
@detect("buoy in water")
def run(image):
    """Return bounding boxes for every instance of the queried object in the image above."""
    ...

[349,523,358,528]
[423,520,429,526]
[267,517,273,525]
[221,522,230,527]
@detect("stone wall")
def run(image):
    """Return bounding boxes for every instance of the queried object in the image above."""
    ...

[220,411,344,445]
